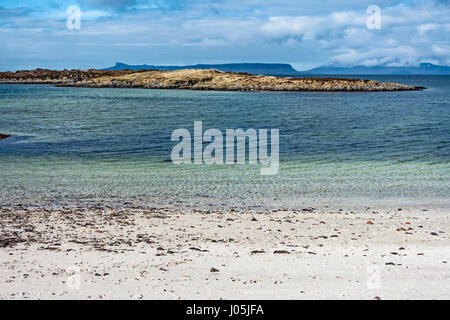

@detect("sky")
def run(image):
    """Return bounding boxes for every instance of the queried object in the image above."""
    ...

[0,0,449,71]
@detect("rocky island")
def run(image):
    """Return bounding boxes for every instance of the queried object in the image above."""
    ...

[0,68,425,91]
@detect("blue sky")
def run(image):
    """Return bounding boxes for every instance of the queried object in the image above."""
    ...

[0,0,449,71]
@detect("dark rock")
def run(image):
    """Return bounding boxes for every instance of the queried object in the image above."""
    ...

[250,250,265,254]
[273,250,290,254]
[189,247,208,252]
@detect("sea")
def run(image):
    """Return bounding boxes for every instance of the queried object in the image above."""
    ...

[0,75,449,210]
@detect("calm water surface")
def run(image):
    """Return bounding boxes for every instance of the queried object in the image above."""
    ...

[0,75,449,209]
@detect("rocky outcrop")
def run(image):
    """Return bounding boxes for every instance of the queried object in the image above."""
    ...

[0,68,425,91]
[0,134,10,140]
[0,68,147,85]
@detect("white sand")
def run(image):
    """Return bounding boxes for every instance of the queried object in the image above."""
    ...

[0,206,449,299]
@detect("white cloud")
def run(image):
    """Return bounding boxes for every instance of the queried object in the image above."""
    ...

[260,16,328,40]
[432,44,450,56]
[331,11,366,25]
[418,23,439,35]
[333,46,420,66]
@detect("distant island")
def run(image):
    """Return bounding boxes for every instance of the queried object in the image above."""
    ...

[0,68,425,91]
[301,63,450,75]
[104,62,299,75]
[104,62,450,75]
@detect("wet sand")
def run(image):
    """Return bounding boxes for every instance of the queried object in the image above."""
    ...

[0,205,448,299]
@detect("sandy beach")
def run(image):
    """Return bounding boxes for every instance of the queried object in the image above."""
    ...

[1,205,448,300]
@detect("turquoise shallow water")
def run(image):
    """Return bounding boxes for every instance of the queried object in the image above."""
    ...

[0,75,449,209]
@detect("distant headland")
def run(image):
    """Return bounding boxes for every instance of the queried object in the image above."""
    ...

[104,62,299,75]
[300,63,450,75]
[104,62,450,75]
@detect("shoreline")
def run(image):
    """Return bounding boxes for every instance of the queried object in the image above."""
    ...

[1,204,448,299]
[1,197,449,212]
[0,82,426,93]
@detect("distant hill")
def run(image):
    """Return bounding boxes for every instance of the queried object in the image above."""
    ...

[103,62,450,75]
[103,62,299,75]
[300,63,450,75]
